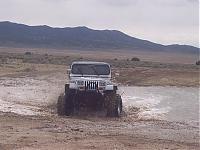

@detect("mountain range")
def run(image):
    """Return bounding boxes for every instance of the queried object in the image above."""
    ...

[0,21,198,54]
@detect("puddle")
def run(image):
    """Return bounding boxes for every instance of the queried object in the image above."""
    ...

[0,76,199,124]
[0,76,63,116]
[119,86,199,124]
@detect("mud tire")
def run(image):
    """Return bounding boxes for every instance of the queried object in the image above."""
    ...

[65,92,74,116]
[57,93,66,116]
[116,94,123,114]
[105,91,122,117]
[57,88,75,116]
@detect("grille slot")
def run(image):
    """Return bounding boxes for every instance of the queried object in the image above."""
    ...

[85,81,99,90]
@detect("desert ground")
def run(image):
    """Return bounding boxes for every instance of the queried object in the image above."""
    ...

[0,50,199,150]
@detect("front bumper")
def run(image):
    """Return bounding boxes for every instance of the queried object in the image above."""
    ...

[69,83,114,91]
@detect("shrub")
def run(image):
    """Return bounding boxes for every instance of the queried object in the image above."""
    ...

[196,60,200,65]
[79,57,83,60]
[0,57,8,64]
[25,52,32,55]
[131,57,140,61]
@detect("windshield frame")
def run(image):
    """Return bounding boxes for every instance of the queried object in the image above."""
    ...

[71,63,111,76]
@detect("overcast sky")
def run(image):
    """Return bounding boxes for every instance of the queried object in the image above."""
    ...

[0,0,199,47]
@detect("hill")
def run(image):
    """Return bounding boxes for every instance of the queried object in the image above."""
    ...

[0,21,198,54]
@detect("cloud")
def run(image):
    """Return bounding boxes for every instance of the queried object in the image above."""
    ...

[99,0,138,6]
[0,0,198,46]
[187,0,199,3]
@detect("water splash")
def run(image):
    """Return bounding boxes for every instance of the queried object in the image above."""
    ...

[120,88,170,120]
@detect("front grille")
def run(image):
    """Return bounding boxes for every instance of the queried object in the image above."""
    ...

[85,81,99,90]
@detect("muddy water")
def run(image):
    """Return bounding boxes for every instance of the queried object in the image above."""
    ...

[0,75,199,126]
[0,75,199,150]
[120,86,199,125]
[0,74,65,115]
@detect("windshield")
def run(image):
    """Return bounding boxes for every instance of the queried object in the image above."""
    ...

[71,64,110,75]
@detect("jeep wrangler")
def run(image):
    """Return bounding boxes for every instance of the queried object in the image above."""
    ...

[57,61,122,117]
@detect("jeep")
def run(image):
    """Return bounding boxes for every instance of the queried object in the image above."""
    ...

[57,61,122,117]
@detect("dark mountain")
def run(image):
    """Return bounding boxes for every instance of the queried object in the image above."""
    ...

[0,21,198,54]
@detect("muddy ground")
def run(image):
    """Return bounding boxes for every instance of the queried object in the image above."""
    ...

[0,62,199,149]
[0,113,199,150]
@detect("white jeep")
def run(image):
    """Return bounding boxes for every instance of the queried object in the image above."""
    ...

[57,61,122,117]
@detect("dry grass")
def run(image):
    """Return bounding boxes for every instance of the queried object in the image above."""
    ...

[113,67,199,87]
[0,51,199,87]
[0,63,66,77]
[0,47,198,64]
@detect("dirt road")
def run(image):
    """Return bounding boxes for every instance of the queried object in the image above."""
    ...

[0,64,199,150]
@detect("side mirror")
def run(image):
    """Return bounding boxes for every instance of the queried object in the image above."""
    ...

[67,69,71,74]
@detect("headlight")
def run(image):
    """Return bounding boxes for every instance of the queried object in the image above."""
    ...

[77,80,84,85]
[99,81,106,86]
[106,81,112,85]
[70,80,76,84]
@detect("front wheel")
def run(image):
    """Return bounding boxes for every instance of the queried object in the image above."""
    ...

[57,90,75,116]
[57,93,66,116]
[105,92,122,117]
[116,94,122,116]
